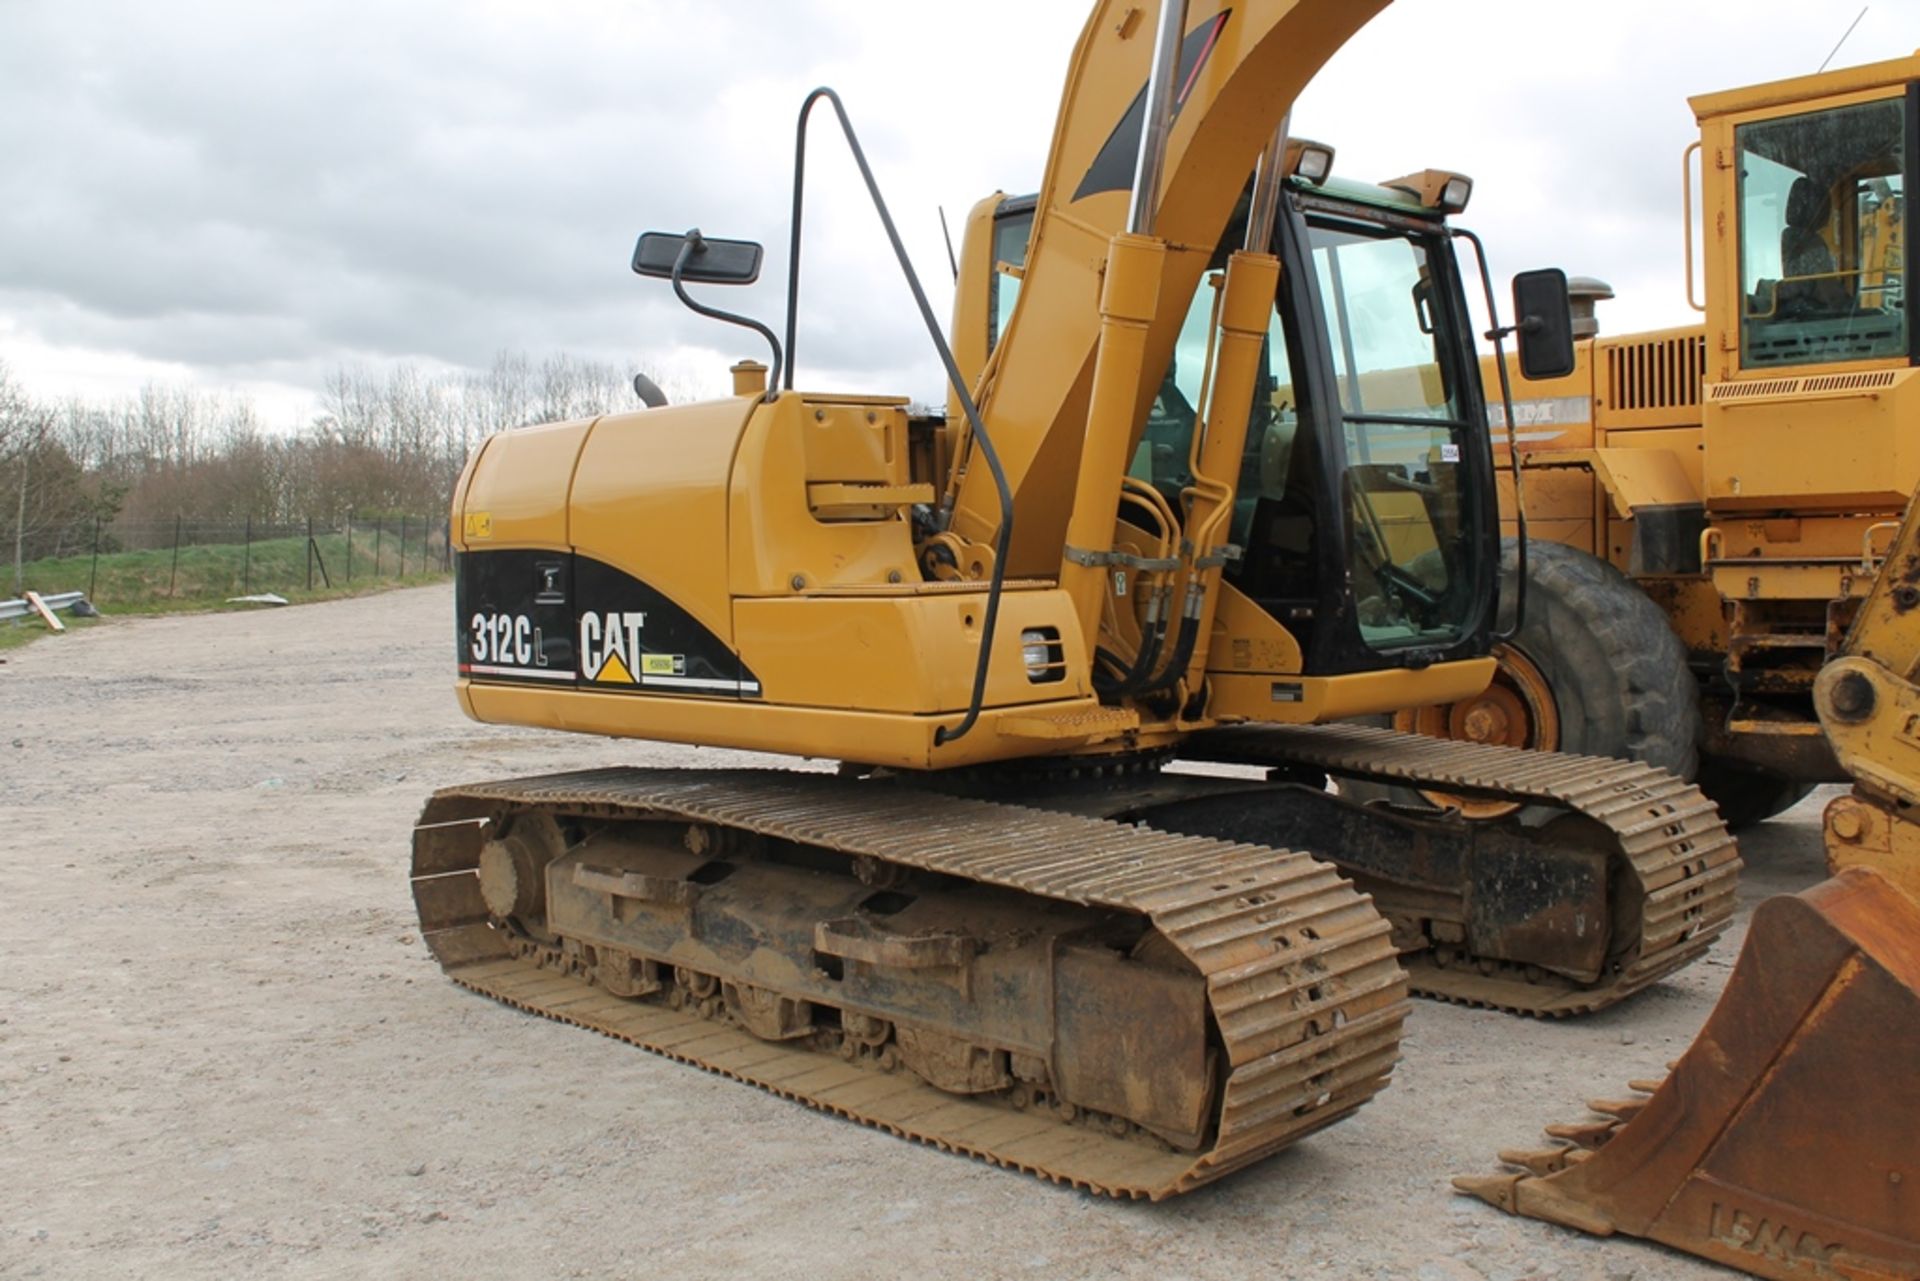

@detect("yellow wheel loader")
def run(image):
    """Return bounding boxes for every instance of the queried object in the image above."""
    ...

[1458,494,1920,1276]
[1394,52,1920,832]
[410,0,1741,1199]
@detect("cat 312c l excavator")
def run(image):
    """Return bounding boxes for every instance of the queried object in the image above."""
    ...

[408,0,1742,1200]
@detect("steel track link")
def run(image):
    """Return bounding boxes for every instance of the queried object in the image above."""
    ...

[1183,723,1743,1017]
[409,768,1409,1199]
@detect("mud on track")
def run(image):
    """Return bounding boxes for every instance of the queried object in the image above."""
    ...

[1,585,1818,1279]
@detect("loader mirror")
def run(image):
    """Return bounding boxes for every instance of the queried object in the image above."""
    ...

[1512,268,1575,380]
[632,231,763,285]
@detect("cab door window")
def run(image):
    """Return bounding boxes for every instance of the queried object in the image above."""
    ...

[1306,220,1478,652]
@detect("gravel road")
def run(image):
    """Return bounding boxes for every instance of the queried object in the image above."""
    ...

[1,585,1817,1280]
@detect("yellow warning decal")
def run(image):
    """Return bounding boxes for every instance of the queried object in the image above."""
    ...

[641,654,680,676]
[463,511,493,541]
[593,652,635,685]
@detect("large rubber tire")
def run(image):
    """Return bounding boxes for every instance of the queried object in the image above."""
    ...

[1693,757,1817,831]
[1344,540,1700,817]
[1499,540,1699,777]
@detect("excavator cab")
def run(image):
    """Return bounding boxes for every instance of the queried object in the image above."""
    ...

[977,166,1505,680]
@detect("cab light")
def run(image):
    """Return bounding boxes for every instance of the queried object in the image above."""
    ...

[1382,168,1474,215]
[1287,139,1336,186]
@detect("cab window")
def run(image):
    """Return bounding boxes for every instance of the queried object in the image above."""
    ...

[1133,272,1300,543]
[987,209,1034,353]
[1737,96,1907,367]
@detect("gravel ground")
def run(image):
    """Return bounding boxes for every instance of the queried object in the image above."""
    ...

[0,584,1825,1280]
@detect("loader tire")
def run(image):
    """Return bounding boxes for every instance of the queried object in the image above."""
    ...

[1352,540,1700,817]
[1499,540,1698,774]
[1692,757,1816,831]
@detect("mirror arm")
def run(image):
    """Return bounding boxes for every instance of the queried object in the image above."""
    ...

[1453,226,1528,640]
[670,230,784,400]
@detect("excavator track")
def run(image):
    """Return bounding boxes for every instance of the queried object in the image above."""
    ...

[411,768,1407,1199]
[1183,723,1742,1016]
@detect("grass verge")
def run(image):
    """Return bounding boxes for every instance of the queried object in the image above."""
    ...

[14,529,448,613]
[6,529,449,651]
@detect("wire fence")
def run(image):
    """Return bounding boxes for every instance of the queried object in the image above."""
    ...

[11,512,452,608]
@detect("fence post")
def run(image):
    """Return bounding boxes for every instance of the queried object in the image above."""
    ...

[345,508,354,583]
[243,515,252,593]
[374,519,383,578]
[444,517,452,572]
[169,514,181,597]
[87,516,101,602]
[399,515,408,578]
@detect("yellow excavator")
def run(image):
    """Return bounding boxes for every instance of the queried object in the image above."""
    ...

[410,0,1743,1200]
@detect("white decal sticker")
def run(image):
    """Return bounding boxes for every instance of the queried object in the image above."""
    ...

[580,611,651,683]
[468,612,534,666]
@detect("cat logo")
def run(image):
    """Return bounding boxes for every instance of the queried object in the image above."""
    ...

[579,611,650,683]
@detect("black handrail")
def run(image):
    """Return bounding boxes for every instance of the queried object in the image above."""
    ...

[783,87,1015,747]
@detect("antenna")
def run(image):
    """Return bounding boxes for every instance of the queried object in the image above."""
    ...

[937,205,959,281]
[1819,6,1868,74]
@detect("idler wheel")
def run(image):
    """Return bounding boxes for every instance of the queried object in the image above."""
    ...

[477,812,564,923]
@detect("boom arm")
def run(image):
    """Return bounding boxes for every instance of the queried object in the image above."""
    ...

[940,0,1389,577]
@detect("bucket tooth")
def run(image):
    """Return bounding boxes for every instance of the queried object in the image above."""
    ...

[1543,1119,1618,1149]
[1452,1171,1525,1211]
[1451,1171,1621,1237]
[1458,869,1920,1281]
[1497,1146,1577,1176]
[1584,1096,1648,1123]
[1625,1078,1664,1095]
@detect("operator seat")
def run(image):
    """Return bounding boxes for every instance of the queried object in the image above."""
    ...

[1779,177,1849,315]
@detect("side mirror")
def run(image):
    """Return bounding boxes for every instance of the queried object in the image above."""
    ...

[632,230,763,285]
[1512,268,1575,380]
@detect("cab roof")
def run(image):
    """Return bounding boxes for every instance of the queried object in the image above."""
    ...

[1291,173,1444,220]
[1691,50,1920,121]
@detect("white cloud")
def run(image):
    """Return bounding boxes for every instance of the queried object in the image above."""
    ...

[5,0,1919,422]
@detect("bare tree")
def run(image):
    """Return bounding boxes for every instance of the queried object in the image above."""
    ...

[0,361,61,592]
[5,347,694,568]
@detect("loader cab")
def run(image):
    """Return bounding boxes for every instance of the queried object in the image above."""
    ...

[982,174,1497,676]
[1689,60,1920,517]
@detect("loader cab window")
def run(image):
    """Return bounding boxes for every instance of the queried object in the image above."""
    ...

[1300,218,1480,653]
[1737,96,1908,368]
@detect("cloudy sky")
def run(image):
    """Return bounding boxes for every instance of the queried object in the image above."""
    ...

[5,0,1920,425]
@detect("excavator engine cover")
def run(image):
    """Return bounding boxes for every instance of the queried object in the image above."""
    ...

[1456,867,1920,1279]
